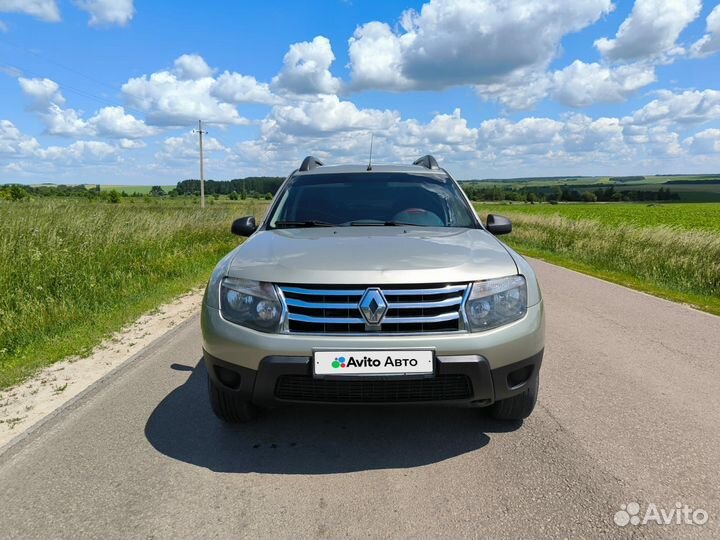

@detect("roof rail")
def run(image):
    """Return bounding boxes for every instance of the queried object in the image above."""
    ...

[413,155,440,170]
[299,156,324,171]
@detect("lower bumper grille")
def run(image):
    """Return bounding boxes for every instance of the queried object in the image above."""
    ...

[274,374,473,403]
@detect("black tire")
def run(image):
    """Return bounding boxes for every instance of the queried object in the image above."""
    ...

[207,374,257,423]
[490,374,539,421]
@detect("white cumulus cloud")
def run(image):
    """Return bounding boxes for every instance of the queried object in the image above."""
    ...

[685,128,720,153]
[479,117,563,148]
[476,60,657,110]
[73,0,134,27]
[35,140,119,162]
[122,59,249,126]
[690,5,720,58]
[157,132,227,162]
[88,106,157,138]
[627,89,720,126]
[348,0,613,91]
[594,0,701,60]
[118,138,146,149]
[173,54,215,80]
[121,54,279,126]
[42,104,89,137]
[266,94,399,136]
[211,72,277,105]
[550,61,657,108]
[18,77,156,138]
[0,0,60,22]
[18,77,65,109]
[272,36,341,95]
[0,120,40,156]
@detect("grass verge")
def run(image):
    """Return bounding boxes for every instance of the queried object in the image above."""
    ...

[0,199,266,389]
[473,206,720,317]
[505,243,720,317]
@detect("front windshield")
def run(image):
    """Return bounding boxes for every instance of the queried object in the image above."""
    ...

[268,173,477,229]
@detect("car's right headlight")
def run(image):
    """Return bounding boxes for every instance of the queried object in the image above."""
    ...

[219,277,284,332]
[464,276,527,331]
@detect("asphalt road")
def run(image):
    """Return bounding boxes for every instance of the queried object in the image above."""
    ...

[1,259,719,540]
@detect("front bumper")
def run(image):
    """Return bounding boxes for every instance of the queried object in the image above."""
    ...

[202,299,544,407]
[202,301,544,372]
[204,349,543,408]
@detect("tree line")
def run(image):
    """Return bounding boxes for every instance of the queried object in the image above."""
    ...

[175,177,284,198]
[2,177,680,204]
[0,177,285,202]
[460,183,680,203]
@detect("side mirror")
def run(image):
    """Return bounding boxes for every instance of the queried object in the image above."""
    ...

[231,216,257,237]
[486,214,512,235]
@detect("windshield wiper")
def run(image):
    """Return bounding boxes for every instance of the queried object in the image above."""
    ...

[349,220,423,227]
[274,220,335,228]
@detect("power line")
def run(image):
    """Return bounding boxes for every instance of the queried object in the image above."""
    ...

[1,39,247,154]
[193,120,207,208]
[1,40,244,183]
[0,37,119,93]
[201,126,235,155]
[0,38,149,118]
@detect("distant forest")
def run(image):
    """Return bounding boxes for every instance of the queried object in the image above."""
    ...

[175,177,284,197]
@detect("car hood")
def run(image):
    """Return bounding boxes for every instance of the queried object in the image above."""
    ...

[225,227,518,284]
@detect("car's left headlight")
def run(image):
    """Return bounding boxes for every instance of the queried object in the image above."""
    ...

[464,276,527,331]
[220,277,283,332]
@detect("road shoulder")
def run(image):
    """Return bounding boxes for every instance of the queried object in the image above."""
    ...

[0,289,203,450]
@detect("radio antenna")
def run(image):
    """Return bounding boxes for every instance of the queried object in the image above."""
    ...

[367,133,374,171]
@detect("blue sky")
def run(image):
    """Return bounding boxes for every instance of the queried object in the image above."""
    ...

[1,0,720,184]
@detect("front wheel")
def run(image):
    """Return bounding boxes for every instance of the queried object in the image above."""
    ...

[489,374,539,421]
[207,374,257,423]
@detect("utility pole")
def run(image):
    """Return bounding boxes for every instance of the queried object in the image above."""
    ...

[193,120,207,208]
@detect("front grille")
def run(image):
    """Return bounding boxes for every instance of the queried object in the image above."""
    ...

[274,374,473,403]
[278,283,468,334]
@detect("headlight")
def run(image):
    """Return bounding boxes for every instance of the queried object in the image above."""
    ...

[464,276,527,331]
[220,277,283,332]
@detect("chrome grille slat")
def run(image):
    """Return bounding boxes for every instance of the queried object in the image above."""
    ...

[278,282,468,334]
[285,297,462,310]
[285,299,358,309]
[287,311,460,325]
[385,312,459,324]
[390,296,463,309]
[280,284,466,296]
[289,314,365,324]
[382,285,467,296]
[280,287,365,296]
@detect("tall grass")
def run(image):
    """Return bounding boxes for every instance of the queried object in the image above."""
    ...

[0,199,267,388]
[473,202,720,232]
[474,205,720,314]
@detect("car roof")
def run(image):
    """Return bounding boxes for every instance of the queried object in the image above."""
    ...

[292,164,449,176]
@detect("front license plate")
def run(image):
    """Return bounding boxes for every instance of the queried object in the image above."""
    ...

[313,350,434,376]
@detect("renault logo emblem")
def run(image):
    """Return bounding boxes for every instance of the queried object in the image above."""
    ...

[359,288,388,325]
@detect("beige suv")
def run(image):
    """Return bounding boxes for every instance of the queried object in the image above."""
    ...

[201,155,545,423]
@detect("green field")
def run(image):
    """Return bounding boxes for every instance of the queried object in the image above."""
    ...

[31,184,176,195]
[617,183,720,202]
[474,202,720,315]
[471,174,720,187]
[0,199,266,389]
[465,174,720,202]
[94,184,176,195]
[471,176,610,188]
[473,202,720,232]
